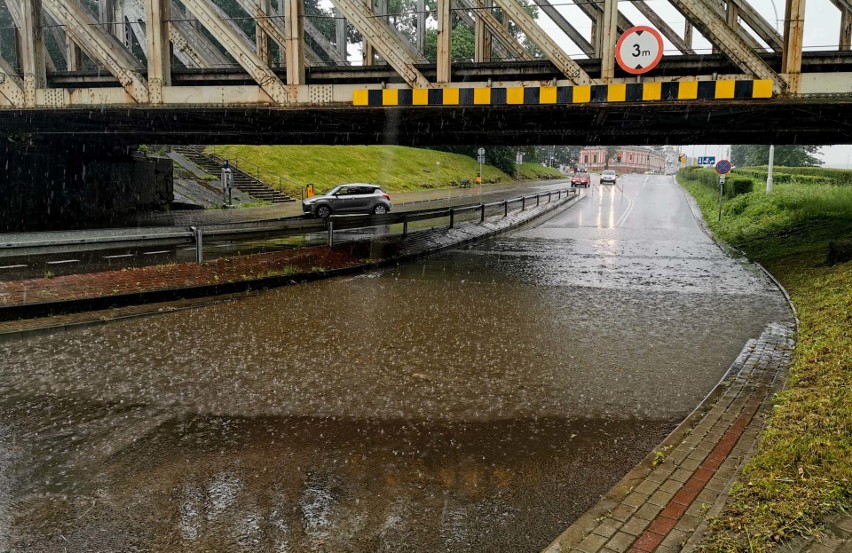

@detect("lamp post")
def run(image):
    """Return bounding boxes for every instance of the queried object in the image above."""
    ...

[436,161,441,186]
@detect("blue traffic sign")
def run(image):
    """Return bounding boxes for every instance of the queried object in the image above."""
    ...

[697,156,716,166]
[715,159,732,174]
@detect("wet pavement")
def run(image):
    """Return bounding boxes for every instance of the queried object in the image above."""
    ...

[0,175,791,551]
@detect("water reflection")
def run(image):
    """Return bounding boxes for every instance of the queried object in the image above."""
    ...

[0,176,791,551]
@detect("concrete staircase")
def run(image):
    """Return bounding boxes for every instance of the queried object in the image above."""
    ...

[172,146,295,204]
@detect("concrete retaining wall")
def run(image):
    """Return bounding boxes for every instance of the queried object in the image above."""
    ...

[0,146,173,230]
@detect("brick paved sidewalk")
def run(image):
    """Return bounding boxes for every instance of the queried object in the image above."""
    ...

[544,322,798,553]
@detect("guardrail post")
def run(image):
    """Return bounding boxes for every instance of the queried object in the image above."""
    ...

[480,203,485,223]
[536,194,540,207]
[558,189,561,200]
[190,226,203,263]
[503,200,508,217]
[521,196,525,211]
[402,215,409,238]
[449,208,455,229]
[327,220,334,246]
[548,191,552,203]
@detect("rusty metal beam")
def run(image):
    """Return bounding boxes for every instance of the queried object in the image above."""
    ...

[285,0,305,84]
[632,0,695,54]
[329,0,430,87]
[20,0,47,106]
[530,0,594,57]
[44,0,149,102]
[463,0,532,60]
[491,0,591,83]
[782,0,806,92]
[829,0,852,49]
[575,0,633,36]
[600,0,617,80]
[437,0,451,82]
[0,56,25,107]
[180,0,290,103]
[730,0,783,52]
[667,0,786,91]
[145,0,170,103]
[305,18,349,65]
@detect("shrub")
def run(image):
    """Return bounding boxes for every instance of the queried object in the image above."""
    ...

[725,177,754,198]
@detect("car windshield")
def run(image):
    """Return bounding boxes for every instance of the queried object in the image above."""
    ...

[603,171,616,175]
[574,173,589,177]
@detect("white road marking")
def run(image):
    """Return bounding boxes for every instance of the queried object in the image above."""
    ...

[0,264,27,270]
[142,250,170,255]
[102,254,134,259]
[46,259,79,265]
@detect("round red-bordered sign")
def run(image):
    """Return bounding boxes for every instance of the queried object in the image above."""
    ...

[715,159,732,174]
[615,26,664,75]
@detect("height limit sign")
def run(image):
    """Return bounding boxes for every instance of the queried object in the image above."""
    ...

[615,26,664,75]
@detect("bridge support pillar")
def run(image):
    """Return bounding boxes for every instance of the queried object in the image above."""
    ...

[436,0,452,82]
[19,0,46,106]
[145,0,172,103]
[286,0,306,84]
[0,143,173,231]
[782,0,806,92]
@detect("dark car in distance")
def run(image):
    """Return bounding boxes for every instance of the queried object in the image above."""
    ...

[571,172,591,187]
[303,184,392,218]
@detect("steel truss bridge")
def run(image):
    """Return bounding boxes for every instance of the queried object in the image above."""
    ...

[1,0,852,144]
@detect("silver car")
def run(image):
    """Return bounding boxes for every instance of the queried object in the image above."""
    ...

[302,183,392,218]
[601,170,618,184]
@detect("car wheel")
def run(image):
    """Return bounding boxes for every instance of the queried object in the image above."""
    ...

[373,204,388,215]
[315,204,332,218]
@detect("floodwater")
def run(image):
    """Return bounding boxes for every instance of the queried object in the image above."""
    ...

[0,175,791,551]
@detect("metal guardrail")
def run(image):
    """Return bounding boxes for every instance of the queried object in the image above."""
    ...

[0,188,578,261]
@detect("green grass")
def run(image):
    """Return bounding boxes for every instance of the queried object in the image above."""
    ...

[206,145,496,198]
[677,170,852,552]
[204,145,563,198]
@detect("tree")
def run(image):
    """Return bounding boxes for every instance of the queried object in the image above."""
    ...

[730,145,822,167]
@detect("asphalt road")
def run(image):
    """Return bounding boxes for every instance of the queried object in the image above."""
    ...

[0,172,793,552]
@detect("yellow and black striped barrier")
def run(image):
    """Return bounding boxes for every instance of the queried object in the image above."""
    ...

[353,79,772,107]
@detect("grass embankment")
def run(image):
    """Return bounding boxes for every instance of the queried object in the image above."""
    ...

[205,145,563,198]
[677,168,851,552]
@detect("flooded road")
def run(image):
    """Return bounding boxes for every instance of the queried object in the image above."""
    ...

[0,175,791,551]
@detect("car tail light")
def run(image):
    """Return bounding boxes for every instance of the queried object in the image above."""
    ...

[383,194,390,200]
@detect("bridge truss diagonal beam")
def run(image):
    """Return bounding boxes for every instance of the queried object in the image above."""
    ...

[230,0,326,67]
[329,0,430,87]
[631,0,696,54]
[729,0,783,52]
[453,1,516,60]
[180,0,290,103]
[43,0,149,102]
[304,17,349,65]
[462,0,534,60]
[0,56,25,107]
[530,0,594,57]
[667,0,786,91]
[491,0,591,83]
[575,0,633,36]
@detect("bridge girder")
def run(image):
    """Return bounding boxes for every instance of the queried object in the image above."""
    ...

[0,0,840,110]
[329,0,430,87]
[44,0,149,103]
[667,0,787,91]
[181,0,291,102]
[491,0,592,84]
[462,0,534,61]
